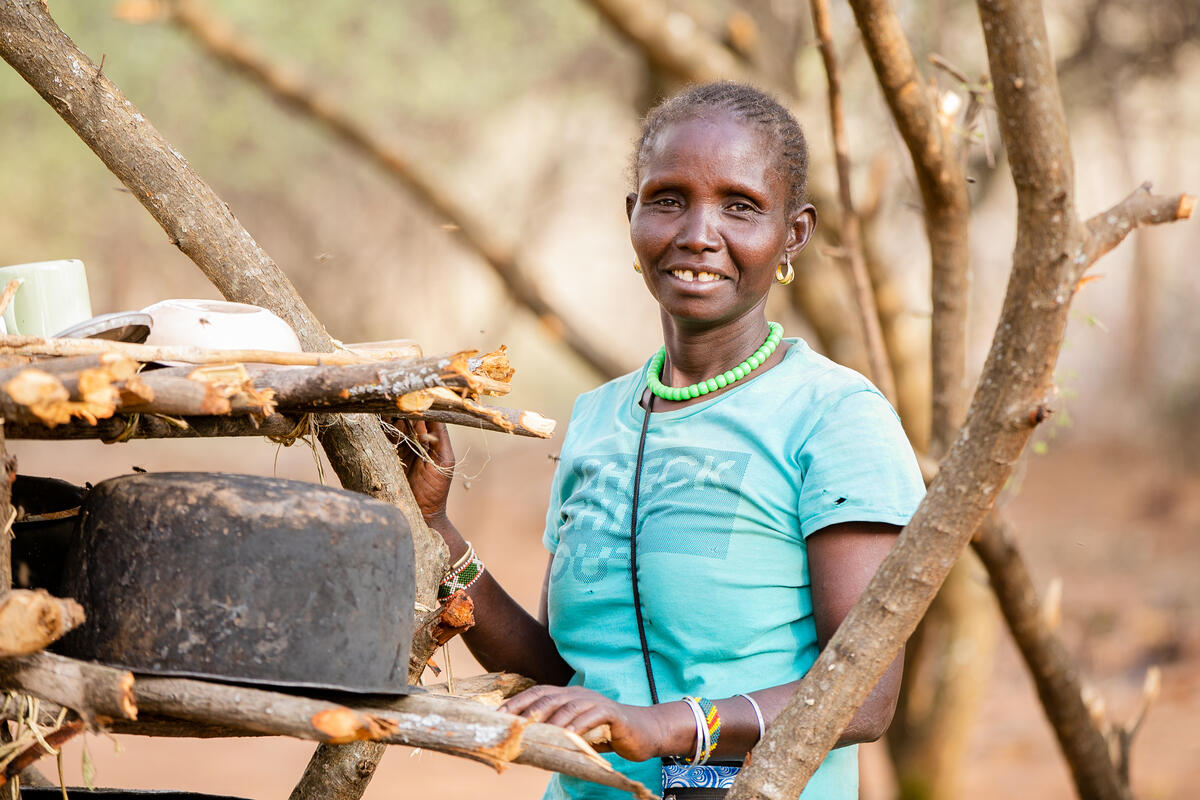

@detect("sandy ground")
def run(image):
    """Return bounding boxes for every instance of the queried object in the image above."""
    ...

[9,433,1199,799]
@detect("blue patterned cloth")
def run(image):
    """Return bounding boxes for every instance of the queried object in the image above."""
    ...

[662,762,741,790]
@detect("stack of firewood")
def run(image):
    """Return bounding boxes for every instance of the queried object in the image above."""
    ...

[0,334,556,442]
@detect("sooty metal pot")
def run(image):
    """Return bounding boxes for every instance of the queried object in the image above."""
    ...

[11,475,84,591]
[57,472,415,694]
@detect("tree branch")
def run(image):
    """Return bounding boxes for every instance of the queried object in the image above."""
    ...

[846,0,971,457]
[0,652,137,724]
[580,0,757,86]
[157,0,624,381]
[971,515,1129,799]
[1081,183,1195,278]
[727,0,1192,795]
[810,0,896,403]
[845,4,980,794]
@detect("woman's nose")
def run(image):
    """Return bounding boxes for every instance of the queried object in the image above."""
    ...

[674,205,721,252]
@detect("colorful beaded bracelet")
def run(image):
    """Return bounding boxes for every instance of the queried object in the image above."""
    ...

[438,544,485,599]
[683,696,721,764]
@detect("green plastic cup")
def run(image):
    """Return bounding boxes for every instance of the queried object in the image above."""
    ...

[0,258,93,337]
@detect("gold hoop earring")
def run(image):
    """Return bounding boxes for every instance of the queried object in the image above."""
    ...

[776,259,795,285]
[634,259,642,274]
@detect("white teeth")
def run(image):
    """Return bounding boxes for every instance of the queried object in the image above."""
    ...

[672,269,721,282]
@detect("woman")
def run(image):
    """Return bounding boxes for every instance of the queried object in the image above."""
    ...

[406,82,925,799]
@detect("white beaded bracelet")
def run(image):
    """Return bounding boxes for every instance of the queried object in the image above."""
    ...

[738,693,765,742]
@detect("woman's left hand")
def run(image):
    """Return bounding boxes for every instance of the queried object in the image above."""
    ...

[501,685,667,763]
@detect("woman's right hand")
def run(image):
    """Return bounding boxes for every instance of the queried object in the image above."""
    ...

[398,420,455,524]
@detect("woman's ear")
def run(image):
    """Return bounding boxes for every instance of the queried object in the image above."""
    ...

[626,192,637,222]
[786,203,818,259]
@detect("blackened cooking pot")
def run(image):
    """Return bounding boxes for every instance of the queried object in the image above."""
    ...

[11,475,84,591]
[56,472,415,694]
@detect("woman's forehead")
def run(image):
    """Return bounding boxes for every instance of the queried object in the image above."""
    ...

[639,113,782,189]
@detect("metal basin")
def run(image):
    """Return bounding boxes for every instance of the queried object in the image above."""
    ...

[57,472,415,694]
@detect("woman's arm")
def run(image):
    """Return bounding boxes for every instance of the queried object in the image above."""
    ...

[500,520,903,759]
[404,421,572,686]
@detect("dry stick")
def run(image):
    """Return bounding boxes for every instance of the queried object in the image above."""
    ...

[0,590,86,658]
[0,652,137,724]
[970,515,1131,800]
[845,0,970,459]
[162,0,623,382]
[4,405,554,442]
[0,6,447,797]
[0,334,418,367]
[726,0,1192,796]
[135,676,652,798]
[809,0,896,404]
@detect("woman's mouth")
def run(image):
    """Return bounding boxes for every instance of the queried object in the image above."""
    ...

[670,268,725,283]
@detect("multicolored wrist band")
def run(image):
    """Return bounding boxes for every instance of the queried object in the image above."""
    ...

[683,696,721,764]
[438,544,485,599]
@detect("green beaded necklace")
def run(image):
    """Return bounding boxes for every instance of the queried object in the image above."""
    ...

[646,321,783,402]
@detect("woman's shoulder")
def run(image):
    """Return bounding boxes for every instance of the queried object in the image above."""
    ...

[561,363,644,433]
[776,338,887,407]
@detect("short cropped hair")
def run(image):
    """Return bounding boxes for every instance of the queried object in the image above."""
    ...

[633,82,810,214]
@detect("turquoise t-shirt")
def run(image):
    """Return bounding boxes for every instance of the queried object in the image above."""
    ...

[541,339,925,800]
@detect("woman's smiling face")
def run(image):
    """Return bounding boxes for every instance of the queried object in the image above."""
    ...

[628,111,812,330]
